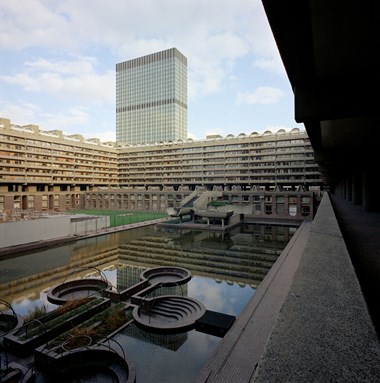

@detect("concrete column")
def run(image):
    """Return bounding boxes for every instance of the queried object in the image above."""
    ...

[296,194,302,219]
[346,177,352,201]
[260,196,265,217]
[363,165,380,212]
[284,194,289,216]
[272,195,277,217]
[352,173,361,205]
[340,180,345,199]
[362,169,370,212]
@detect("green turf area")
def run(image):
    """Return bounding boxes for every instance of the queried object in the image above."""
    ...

[68,210,167,228]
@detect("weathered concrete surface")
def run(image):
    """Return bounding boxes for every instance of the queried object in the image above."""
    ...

[252,193,380,382]
[0,215,72,248]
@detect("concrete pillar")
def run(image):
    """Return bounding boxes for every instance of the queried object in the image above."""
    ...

[363,166,380,212]
[294,194,301,219]
[260,196,265,217]
[362,169,370,212]
[284,194,289,216]
[346,177,352,201]
[340,180,345,199]
[352,173,361,205]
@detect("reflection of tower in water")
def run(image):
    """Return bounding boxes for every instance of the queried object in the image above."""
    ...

[122,323,188,351]
[116,265,144,291]
[116,265,188,297]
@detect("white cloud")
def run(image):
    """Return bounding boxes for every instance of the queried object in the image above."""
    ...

[25,58,97,75]
[0,103,89,132]
[236,86,285,105]
[0,57,115,104]
[93,130,116,142]
[0,102,40,126]
[187,31,248,100]
[43,108,90,131]
[0,0,282,102]
[0,0,72,50]
[253,57,286,75]
[0,0,294,139]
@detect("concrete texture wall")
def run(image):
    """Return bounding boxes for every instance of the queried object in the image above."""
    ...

[0,216,71,248]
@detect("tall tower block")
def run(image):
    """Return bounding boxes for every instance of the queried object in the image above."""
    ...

[116,48,187,145]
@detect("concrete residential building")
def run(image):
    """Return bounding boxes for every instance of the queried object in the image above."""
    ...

[0,117,322,219]
[116,47,187,145]
[117,129,319,191]
[0,118,119,212]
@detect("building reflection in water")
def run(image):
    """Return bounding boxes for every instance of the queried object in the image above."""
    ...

[0,222,298,383]
[0,223,297,312]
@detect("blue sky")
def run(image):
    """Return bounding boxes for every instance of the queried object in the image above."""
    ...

[0,0,303,142]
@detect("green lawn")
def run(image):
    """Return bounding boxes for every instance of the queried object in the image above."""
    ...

[68,210,167,228]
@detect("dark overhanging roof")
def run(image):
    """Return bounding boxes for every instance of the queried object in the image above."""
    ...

[261,0,380,185]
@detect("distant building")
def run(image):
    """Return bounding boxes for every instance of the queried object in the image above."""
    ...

[0,117,322,220]
[116,48,187,145]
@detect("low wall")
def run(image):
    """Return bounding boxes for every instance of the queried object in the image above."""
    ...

[0,216,71,248]
[253,193,380,381]
[0,215,110,249]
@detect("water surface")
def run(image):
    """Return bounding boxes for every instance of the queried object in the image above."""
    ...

[0,223,297,382]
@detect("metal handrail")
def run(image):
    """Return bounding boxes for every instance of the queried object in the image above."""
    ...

[0,300,17,318]
[62,266,108,285]
[101,337,126,361]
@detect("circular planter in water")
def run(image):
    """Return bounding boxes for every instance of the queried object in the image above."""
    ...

[47,278,110,305]
[34,344,136,383]
[0,300,24,345]
[0,313,24,340]
[140,266,192,287]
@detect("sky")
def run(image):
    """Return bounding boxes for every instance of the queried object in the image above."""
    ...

[0,0,303,143]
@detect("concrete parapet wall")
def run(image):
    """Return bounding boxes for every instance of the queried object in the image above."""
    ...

[252,192,380,381]
[0,215,111,249]
[0,216,71,248]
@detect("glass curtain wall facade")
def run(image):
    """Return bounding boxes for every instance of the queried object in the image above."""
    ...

[116,48,187,145]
